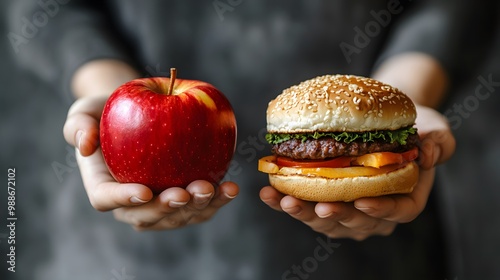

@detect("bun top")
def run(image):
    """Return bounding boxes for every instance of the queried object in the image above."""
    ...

[267,75,417,133]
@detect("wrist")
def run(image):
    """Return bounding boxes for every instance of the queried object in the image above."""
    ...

[372,52,448,108]
[71,59,141,98]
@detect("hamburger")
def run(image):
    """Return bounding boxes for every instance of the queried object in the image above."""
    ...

[258,74,420,202]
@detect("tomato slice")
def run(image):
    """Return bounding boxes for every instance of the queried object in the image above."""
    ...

[258,147,419,173]
[401,147,419,162]
[276,156,353,168]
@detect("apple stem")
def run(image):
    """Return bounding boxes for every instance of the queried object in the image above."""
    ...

[167,68,177,95]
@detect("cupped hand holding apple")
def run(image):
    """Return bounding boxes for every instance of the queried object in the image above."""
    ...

[63,60,239,230]
[100,68,237,193]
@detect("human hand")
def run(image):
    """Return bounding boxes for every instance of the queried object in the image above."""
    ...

[260,105,455,240]
[63,94,239,231]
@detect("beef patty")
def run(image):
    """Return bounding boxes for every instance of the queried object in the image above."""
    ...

[271,133,420,160]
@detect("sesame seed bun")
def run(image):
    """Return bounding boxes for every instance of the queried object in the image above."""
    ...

[269,161,419,202]
[266,75,417,133]
[263,74,420,202]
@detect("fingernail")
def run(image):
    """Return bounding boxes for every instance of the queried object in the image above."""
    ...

[317,212,333,218]
[130,196,148,204]
[284,206,302,215]
[355,206,374,214]
[194,193,213,204]
[224,192,237,200]
[75,130,84,151]
[169,201,188,208]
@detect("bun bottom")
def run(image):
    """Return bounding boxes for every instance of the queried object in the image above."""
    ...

[269,161,419,202]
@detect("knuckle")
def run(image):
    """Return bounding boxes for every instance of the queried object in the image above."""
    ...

[357,222,379,234]
[120,211,154,228]
[314,222,338,234]
[317,225,341,238]
[297,214,316,223]
[133,226,146,232]
[133,220,153,228]
[377,222,397,236]
[172,209,193,226]
[324,231,348,240]
[112,210,122,220]
[379,227,396,237]
[193,214,212,224]
[169,217,188,227]
[352,234,370,241]
[399,206,422,223]
[89,198,107,212]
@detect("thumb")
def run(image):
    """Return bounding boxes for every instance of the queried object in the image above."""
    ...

[418,130,454,170]
[64,114,100,156]
[63,97,107,156]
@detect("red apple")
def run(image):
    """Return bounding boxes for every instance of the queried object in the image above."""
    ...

[100,68,237,194]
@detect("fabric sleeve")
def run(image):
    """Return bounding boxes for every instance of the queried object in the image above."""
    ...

[373,0,497,80]
[6,0,136,100]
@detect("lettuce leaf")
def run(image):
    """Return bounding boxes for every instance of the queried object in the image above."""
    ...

[266,127,417,145]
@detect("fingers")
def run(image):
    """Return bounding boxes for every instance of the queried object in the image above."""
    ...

[64,113,100,156]
[159,180,239,227]
[279,196,396,240]
[419,130,455,170]
[65,96,154,212]
[199,181,239,213]
[65,96,240,230]
[67,95,108,119]
[63,96,108,156]
[113,187,192,229]
[113,181,239,231]
[314,202,397,239]
[354,168,435,223]
[259,186,286,212]
[415,105,456,169]
[166,180,217,226]
[77,148,153,211]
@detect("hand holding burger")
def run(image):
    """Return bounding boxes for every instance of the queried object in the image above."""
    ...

[259,74,419,202]
[259,72,455,240]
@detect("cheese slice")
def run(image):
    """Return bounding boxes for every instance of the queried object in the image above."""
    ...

[277,164,404,179]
